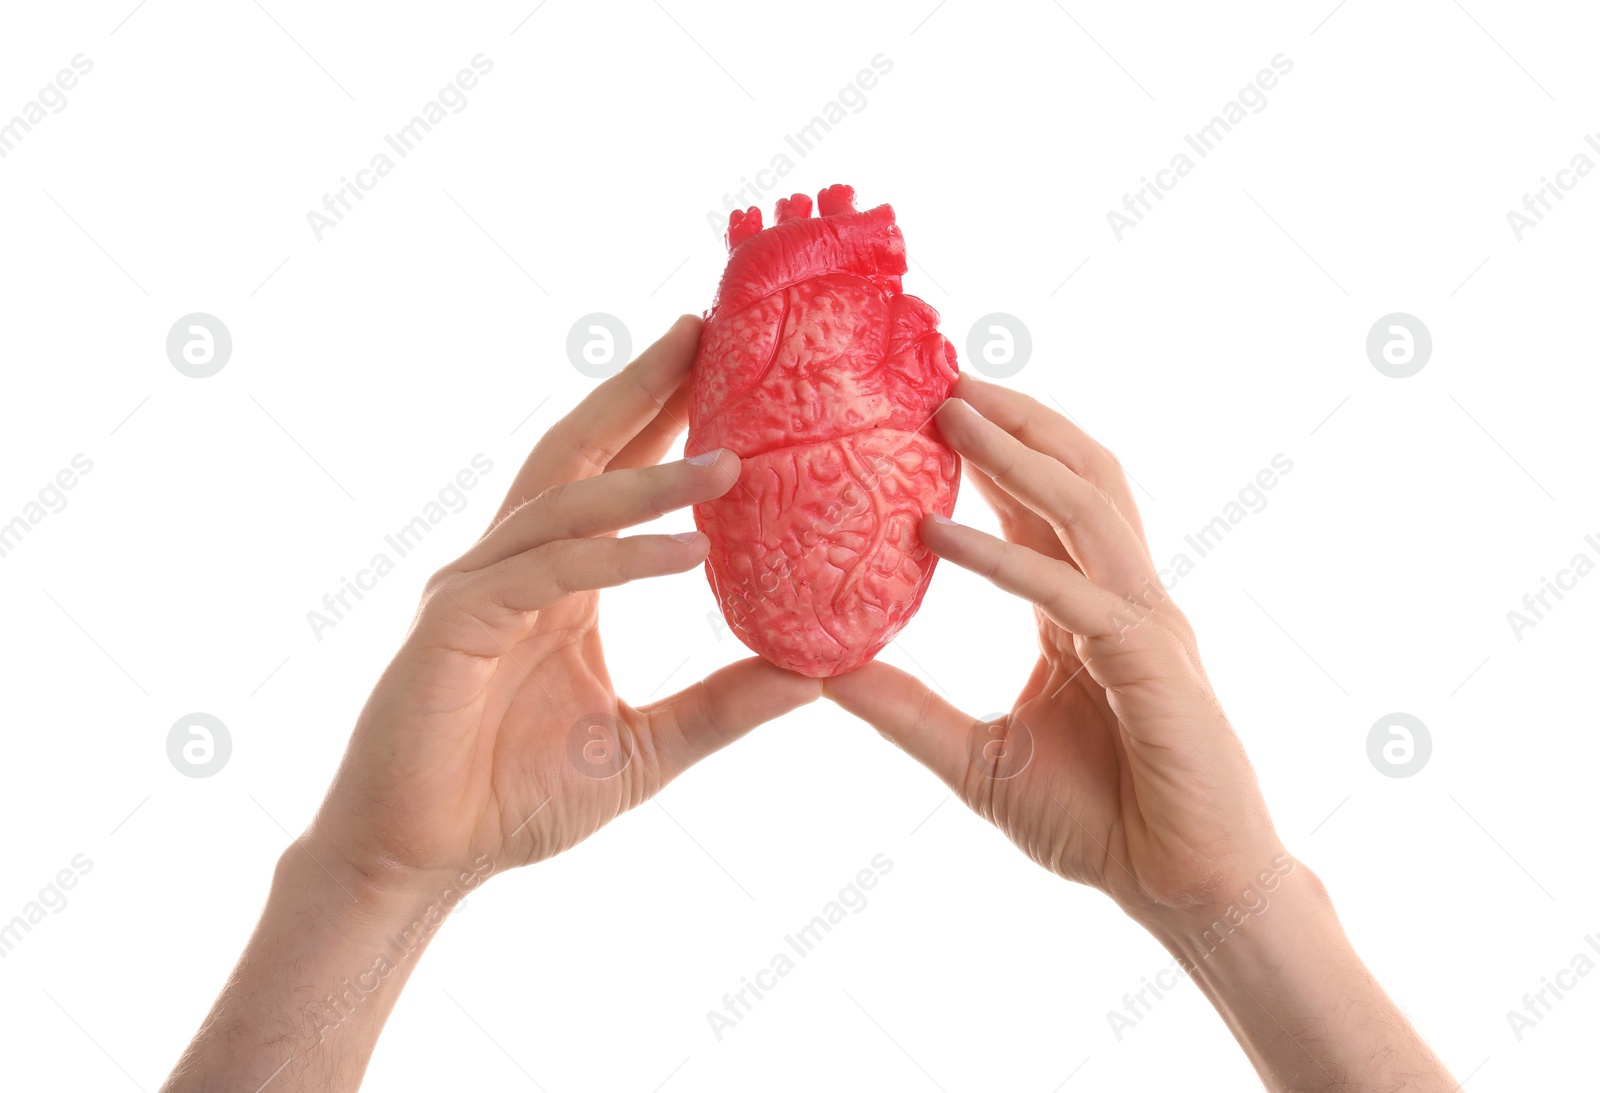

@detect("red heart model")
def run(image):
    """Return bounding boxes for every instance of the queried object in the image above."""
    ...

[687,184,960,678]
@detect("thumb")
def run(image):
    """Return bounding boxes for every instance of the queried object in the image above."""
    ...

[639,658,822,783]
[822,661,981,793]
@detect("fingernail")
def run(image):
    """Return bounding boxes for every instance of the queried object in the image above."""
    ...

[686,448,725,466]
[928,513,956,525]
[671,531,704,543]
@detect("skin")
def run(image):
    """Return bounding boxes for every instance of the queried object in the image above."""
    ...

[161,321,1453,1092]
[827,376,1457,1089]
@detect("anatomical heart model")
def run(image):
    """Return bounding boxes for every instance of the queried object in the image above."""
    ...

[687,184,960,678]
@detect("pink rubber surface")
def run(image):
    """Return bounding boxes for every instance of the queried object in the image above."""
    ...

[687,185,960,677]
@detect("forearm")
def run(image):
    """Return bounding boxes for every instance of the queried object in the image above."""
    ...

[1136,862,1453,1091]
[162,842,477,1092]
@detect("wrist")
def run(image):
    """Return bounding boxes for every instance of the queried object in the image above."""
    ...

[269,837,493,955]
[269,836,490,1041]
[1128,859,1452,1090]
[162,846,491,1092]
[1128,849,1323,969]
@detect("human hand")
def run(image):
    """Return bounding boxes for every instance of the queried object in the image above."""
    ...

[304,315,822,898]
[823,375,1460,1091]
[163,317,824,1092]
[825,374,1284,924]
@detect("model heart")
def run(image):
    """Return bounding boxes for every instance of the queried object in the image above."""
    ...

[687,184,960,678]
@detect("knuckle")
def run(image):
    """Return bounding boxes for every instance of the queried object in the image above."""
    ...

[1047,480,1081,528]
[422,566,465,600]
[626,365,669,410]
[534,480,571,513]
[609,541,638,581]
[631,469,672,519]
[569,438,611,478]
[1161,604,1198,643]
[1096,448,1129,486]
[991,446,1023,484]
[417,570,472,625]
[543,537,581,569]
[981,540,1011,582]
[684,451,739,492]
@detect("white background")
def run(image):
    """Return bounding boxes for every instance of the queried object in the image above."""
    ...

[2,1,1597,1089]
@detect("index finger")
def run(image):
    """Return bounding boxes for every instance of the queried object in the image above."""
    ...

[954,374,1148,548]
[491,314,702,526]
